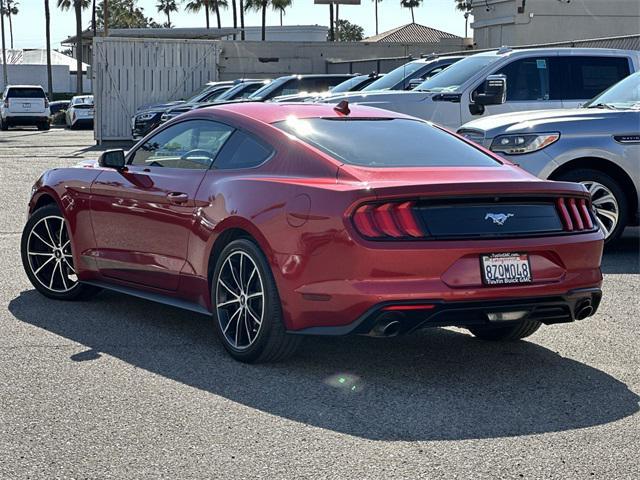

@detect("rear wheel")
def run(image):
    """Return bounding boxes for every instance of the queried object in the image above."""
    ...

[37,121,50,131]
[0,118,8,131]
[21,204,101,300]
[555,168,628,244]
[468,319,541,341]
[211,239,301,363]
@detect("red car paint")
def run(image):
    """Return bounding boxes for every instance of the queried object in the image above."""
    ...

[28,103,604,332]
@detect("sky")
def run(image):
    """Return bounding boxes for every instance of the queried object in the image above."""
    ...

[11,0,468,50]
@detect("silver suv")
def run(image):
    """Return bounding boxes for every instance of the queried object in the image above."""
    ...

[458,72,640,244]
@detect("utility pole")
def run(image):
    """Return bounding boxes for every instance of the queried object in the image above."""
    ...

[45,0,53,99]
[0,0,7,87]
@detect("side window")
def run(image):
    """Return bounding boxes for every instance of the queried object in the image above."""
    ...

[130,120,234,170]
[496,57,551,101]
[279,79,301,96]
[563,56,630,100]
[214,130,274,170]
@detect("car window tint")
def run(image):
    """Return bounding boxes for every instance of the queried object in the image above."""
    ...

[563,56,630,100]
[496,57,551,101]
[274,118,499,168]
[130,120,234,169]
[7,88,45,98]
[279,79,301,96]
[215,130,274,169]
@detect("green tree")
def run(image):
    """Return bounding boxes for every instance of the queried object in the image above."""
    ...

[185,0,228,29]
[57,0,90,94]
[336,18,363,41]
[1,0,18,49]
[96,0,158,29]
[156,0,178,27]
[400,0,421,23]
[273,0,290,26]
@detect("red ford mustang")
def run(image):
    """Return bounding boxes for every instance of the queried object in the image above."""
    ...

[21,102,604,362]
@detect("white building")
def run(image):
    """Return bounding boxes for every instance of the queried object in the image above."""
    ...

[0,49,91,93]
[470,0,640,49]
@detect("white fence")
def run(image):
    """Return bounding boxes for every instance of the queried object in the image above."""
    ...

[93,37,221,142]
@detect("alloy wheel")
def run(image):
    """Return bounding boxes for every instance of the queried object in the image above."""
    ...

[25,215,78,293]
[215,250,265,351]
[580,181,619,239]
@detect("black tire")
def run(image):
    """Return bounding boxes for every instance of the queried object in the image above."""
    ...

[468,319,542,341]
[0,118,8,131]
[211,238,301,363]
[554,168,628,245]
[37,122,50,131]
[21,204,101,301]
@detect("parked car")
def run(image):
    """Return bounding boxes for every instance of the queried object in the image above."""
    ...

[21,102,603,363]
[359,56,463,92]
[246,74,356,102]
[323,48,640,129]
[0,85,51,131]
[132,81,235,139]
[65,95,94,129]
[458,71,640,244]
[49,100,69,117]
[159,79,271,124]
[273,73,384,102]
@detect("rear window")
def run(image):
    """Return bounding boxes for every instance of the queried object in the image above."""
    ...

[7,88,45,99]
[274,117,499,168]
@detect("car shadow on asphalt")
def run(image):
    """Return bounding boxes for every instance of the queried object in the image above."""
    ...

[8,289,639,442]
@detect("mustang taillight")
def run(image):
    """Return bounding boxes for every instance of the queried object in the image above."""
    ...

[556,197,594,232]
[352,201,424,239]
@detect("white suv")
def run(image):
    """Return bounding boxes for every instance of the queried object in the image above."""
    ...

[322,48,640,129]
[1,85,51,131]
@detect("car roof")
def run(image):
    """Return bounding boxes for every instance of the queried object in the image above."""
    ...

[197,101,407,124]
[473,47,639,58]
[6,85,44,89]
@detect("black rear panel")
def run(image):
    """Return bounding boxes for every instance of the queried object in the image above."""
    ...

[415,198,565,239]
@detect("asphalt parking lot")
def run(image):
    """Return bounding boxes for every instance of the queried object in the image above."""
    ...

[1,128,639,479]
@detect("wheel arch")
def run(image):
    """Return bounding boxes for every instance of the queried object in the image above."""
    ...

[30,189,63,215]
[549,157,638,221]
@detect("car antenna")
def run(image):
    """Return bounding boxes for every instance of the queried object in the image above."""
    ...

[334,100,350,115]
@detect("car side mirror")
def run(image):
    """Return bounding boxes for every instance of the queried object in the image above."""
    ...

[98,149,126,170]
[407,78,424,90]
[475,74,507,106]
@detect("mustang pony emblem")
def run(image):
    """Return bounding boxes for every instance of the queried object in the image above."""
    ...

[485,213,515,225]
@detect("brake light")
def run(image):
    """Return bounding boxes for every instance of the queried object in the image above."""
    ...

[556,197,594,232]
[44,98,49,108]
[3,98,8,108]
[352,201,424,239]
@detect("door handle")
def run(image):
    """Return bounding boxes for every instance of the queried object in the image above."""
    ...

[167,192,189,204]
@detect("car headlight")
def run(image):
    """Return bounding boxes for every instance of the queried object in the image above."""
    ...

[160,113,172,121]
[136,112,158,122]
[490,133,560,155]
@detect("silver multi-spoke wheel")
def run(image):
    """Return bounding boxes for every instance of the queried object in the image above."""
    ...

[26,215,78,293]
[580,180,619,239]
[216,250,265,351]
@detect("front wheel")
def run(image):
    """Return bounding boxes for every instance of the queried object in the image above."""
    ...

[468,319,541,341]
[21,204,101,300]
[211,239,301,363]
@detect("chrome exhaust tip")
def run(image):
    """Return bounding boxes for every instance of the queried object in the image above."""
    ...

[575,300,594,320]
[368,317,402,337]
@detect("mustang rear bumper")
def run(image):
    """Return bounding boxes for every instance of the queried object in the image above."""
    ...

[291,288,602,336]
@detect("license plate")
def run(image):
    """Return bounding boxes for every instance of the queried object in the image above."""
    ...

[22,103,31,109]
[481,253,532,286]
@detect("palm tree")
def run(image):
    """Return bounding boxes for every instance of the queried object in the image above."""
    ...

[185,0,227,29]
[156,0,178,27]
[1,0,18,49]
[245,0,283,40]
[0,1,7,86]
[44,0,53,98]
[273,0,290,26]
[239,0,244,39]
[400,0,421,23]
[57,0,90,94]
[455,0,472,37]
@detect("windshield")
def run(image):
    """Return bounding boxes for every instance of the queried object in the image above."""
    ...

[217,81,268,101]
[363,61,426,91]
[273,117,499,168]
[249,77,289,100]
[584,72,640,110]
[331,76,367,93]
[72,96,94,105]
[415,55,501,92]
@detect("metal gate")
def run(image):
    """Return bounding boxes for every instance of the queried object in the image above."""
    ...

[93,37,221,142]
